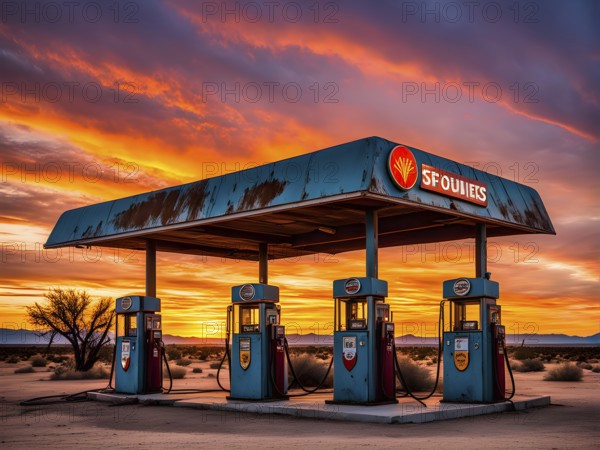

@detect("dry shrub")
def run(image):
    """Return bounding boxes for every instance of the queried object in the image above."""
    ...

[166,366,186,379]
[15,366,34,374]
[31,356,48,367]
[543,363,583,382]
[512,359,545,372]
[6,356,19,364]
[166,348,182,360]
[577,362,593,370]
[396,355,434,392]
[288,353,333,388]
[209,362,222,369]
[591,366,600,373]
[175,358,193,366]
[51,364,109,380]
[512,347,536,361]
[97,345,115,364]
[47,354,70,363]
[192,367,203,374]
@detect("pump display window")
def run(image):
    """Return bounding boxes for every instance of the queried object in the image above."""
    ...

[236,305,260,333]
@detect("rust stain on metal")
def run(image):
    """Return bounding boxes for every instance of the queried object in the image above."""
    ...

[113,189,180,230]
[112,181,210,230]
[497,201,509,218]
[183,181,209,220]
[238,180,286,211]
[523,197,550,231]
[368,174,388,194]
[81,225,94,238]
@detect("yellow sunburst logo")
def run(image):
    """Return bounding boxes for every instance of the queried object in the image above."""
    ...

[394,157,415,184]
[388,145,418,190]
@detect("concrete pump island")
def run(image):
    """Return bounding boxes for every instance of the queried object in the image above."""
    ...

[44,136,555,424]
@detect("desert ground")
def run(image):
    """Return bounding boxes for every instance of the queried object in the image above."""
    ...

[0,356,598,449]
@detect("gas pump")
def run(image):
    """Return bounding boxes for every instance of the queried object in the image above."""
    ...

[115,296,163,395]
[227,283,288,401]
[329,277,396,405]
[442,277,511,403]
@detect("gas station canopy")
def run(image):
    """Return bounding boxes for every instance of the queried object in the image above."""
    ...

[45,137,555,260]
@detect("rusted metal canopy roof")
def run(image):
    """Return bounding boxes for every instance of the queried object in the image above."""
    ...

[45,137,555,260]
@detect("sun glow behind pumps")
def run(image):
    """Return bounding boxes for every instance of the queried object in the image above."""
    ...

[114,296,164,395]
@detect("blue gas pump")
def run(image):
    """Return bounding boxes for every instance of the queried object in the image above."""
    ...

[442,277,509,403]
[115,296,163,395]
[328,277,396,405]
[228,283,288,400]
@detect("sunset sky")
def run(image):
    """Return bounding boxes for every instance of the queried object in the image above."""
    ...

[1,1,598,339]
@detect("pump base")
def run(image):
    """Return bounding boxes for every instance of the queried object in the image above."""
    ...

[226,395,289,402]
[439,399,507,404]
[325,399,398,406]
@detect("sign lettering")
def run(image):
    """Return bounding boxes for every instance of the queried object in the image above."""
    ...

[421,164,488,206]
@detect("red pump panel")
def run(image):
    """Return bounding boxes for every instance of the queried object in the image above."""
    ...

[270,325,286,397]
[145,315,163,393]
[378,322,396,401]
[493,324,506,401]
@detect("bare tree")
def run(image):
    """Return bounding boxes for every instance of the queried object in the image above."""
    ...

[26,288,115,371]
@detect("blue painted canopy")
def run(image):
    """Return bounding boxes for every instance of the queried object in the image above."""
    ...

[45,137,554,260]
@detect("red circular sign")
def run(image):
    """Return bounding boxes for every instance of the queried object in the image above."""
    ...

[240,284,255,301]
[344,278,361,295]
[453,279,471,296]
[388,145,418,190]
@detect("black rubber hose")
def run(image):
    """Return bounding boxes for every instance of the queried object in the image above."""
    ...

[107,343,116,391]
[379,339,397,401]
[161,345,172,394]
[283,337,334,396]
[108,315,118,391]
[394,348,426,407]
[20,389,104,406]
[503,341,516,400]
[22,318,122,406]
[216,337,231,393]
[268,342,289,398]
[168,343,228,394]
[394,301,445,405]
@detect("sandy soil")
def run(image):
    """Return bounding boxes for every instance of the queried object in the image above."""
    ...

[0,360,598,449]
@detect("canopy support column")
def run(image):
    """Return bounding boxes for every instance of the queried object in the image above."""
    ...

[259,242,268,284]
[146,239,157,297]
[475,223,487,278]
[366,209,379,279]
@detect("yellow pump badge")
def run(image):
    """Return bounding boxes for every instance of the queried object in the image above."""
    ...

[239,338,251,370]
[454,337,469,371]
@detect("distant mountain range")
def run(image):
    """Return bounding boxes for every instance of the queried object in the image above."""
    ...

[1,328,598,346]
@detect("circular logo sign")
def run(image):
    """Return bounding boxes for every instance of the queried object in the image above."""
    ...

[120,296,132,310]
[240,284,256,301]
[388,145,418,190]
[344,278,361,295]
[453,279,471,296]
